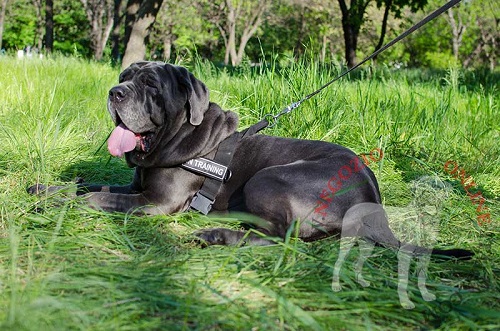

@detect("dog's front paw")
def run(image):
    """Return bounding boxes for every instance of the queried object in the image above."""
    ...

[331,280,342,292]
[194,228,228,246]
[27,184,47,195]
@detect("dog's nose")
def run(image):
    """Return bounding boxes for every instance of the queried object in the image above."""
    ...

[109,86,126,102]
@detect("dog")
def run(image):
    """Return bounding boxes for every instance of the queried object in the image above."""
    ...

[28,62,474,256]
[331,176,456,309]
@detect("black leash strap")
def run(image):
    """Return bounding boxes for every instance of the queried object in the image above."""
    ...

[264,0,462,128]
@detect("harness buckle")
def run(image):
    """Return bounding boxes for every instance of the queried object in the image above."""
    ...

[189,192,214,215]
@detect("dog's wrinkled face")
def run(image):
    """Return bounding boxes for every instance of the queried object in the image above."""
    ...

[107,61,209,158]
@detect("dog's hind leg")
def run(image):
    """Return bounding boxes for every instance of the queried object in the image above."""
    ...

[355,239,375,288]
[416,253,435,302]
[333,203,385,292]
[332,236,357,292]
[397,244,415,309]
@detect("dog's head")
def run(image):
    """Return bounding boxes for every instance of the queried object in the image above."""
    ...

[107,62,209,158]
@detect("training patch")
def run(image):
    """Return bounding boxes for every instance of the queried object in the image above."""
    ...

[181,157,231,182]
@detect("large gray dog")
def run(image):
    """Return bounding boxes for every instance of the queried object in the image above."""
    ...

[28,62,473,256]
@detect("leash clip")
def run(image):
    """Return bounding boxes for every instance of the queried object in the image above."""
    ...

[263,101,302,128]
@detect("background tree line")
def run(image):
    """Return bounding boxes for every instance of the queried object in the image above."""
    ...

[0,0,497,70]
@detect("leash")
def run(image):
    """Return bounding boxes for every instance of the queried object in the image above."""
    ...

[263,0,462,128]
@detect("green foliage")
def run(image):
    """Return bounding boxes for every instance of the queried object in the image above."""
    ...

[2,0,89,56]
[1,0,498,70]
[52,0,89,57]
[423,51,460,69]
[0,57,499,330]
[2,0,36,50]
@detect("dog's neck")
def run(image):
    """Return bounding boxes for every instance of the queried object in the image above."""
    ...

[126,103,239,168]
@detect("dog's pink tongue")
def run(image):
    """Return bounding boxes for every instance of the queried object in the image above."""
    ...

[107,123,137,157]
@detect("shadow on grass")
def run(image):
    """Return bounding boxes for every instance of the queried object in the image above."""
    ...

[56,153,134,185]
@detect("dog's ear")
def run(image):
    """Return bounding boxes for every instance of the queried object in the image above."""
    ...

[176,66,209,126]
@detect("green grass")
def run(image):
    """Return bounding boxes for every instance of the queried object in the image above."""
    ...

[0,56,499,330]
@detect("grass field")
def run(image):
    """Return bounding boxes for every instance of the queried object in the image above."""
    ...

[0,56,499,330]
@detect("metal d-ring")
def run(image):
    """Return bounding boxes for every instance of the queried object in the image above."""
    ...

[263,113,279,128]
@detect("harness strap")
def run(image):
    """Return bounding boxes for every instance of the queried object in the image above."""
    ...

[185,120,268,214]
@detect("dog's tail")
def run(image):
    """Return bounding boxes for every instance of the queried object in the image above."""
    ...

[374,240,474,260]
[388,243,474,259]
[430,248,474,259]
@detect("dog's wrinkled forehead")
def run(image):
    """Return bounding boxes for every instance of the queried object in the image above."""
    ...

[119,61,162,83]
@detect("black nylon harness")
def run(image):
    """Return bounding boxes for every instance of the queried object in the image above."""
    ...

[181,119,269,214]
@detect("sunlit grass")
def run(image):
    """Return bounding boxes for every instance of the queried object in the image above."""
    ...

[0,56,498,330]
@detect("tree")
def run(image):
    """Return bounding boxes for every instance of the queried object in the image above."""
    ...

[121,0,163,69]
[286,0,340,60]
[373,0,428,60]
[378,0,428,50]
[32,0,44,51]
[111,0,124,63]
[2,0,37,50]
[446,4,467,60]
[460,0,498,70]
[0,0,8,50]
[80,0,115,60]
[337,0,371,67]
[338,0,430,67]
[150,0,216,62]
[45,0,53,52]
[205,0,270,66]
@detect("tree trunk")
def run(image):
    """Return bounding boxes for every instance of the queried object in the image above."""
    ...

[81,0,115,61]
[235,3,265,65]
[32,0,44,50]
[225,0,237,65]
[111,0,124,64]
[294,4,306,58]
[45,0,53,53]
[122,0,163,69]
[162,24,174,61]
[0,0,8,50]
[342,19,358,68]
[462,39,484,68]
[338,0,367,68]
[123,0,141,52]
[373,0,392,62]
[162,36,171,61]
[447,6,466,60]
